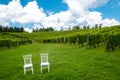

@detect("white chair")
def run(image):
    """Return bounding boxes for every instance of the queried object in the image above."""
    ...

[40,53,50,73]
[23,54,34,75]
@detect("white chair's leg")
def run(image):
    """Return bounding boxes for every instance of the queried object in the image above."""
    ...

[32,66,34,74]
[41,65,42,73]
[48,65,50,72]
[24,67,26,75]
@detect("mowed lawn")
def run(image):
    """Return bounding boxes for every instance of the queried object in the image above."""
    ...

[0,43,120,80]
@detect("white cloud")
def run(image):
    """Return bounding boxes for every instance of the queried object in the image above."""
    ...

[0,0,120,30]
[41,0,119,30]
[41,11,75,30]
[76,11,102,26]
[61,0,120,28]
[17,1,46,23]
[102,19,120,26]
[64,0,109,9]
[0,0,46,25]
[33,24,43,30]
[24,27,32,33]
[0,21,9,26]
[0,4,9,26]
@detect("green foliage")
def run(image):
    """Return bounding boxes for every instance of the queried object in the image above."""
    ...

[0,40,32,49]
[33,27,54,32]
[0,25,24,32]
[77,34,87,46]
[88,33,103,48]
[106,32,120,52]
[72,26,80,30]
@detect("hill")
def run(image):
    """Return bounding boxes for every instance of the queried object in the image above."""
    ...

[0,25,120,51]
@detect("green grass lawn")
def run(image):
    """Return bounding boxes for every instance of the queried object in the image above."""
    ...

[0,43,120,80]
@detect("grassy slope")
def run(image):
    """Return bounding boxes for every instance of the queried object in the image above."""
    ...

[0,29,94,40]
[0,43,120,80]
[0,26,120,41]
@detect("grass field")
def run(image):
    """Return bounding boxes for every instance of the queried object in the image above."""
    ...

[0,43,120,80]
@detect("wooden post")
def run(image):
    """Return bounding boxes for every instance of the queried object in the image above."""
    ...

[64,37,66,44]
[106,34,110,51]
[86,32,90,48]
[77,35,79,48]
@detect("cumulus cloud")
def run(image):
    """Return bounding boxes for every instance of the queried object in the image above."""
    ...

[17,1,46,23]
[0,4,9,26]
[33,23,43,30]
[64,0,109,9]
[62,0,120,28]
[0,0,120,31]
[24,27,32,33]
[76,11,102,26]
[0,0,46,25]
[102,18,120,26]
[41,0,119,29]
[41,11,75,30]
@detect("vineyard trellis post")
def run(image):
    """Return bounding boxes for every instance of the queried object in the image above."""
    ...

[86,32,90,48]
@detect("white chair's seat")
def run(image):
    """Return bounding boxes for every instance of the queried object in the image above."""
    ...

[24,64,33,68]
[41,62,49,66]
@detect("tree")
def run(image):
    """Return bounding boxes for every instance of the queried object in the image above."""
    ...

[95,24,98,28]
[20,27,24,32]
[0,25,2,32]
[73,26,80,30]
[83,25,87,30]
[87,25,90,29]
[46,27,54,31]
[99,24,102,28]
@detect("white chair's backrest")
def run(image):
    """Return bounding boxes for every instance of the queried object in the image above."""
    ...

[40,53,48,63]
[23,54,32,65]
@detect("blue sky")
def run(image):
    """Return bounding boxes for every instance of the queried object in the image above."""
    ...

[0,0,68,15]
[91,0,120,21]
[0,0,120,32]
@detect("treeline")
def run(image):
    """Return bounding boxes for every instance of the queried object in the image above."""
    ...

[72,24,102,30]
[33,27,54,32]
[32,24,102,32]
[0,25,24,32]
